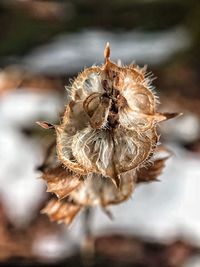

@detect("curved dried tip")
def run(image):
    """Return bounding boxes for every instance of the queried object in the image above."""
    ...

[111,175,121,189]
[36,121,55,129]
[104,42,110,63]
[102,207,114,220]
[141,64,148,74]
[155,112,182,123]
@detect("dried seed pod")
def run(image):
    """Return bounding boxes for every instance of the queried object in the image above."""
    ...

[40,141,136,207]
[56,44,175,181]
[40,145,170,225]
[38,43,180,225]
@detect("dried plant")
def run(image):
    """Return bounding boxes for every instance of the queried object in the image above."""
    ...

[37,43,179,226]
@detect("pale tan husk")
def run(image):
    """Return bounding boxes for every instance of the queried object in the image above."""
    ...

[37,43,180,225]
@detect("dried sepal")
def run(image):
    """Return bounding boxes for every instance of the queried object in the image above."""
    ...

[154,112,182,123]
[42,165,82,199]
[56,126,89,175]
[70,171,136,207]
[83,93,112,129]
[41,198,82,225]
[104,42,110,62]
[136,147,171,183]
[36,121,55,129]
[70,66,103,102]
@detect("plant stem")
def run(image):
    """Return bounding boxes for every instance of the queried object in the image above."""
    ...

[81,207,95,266]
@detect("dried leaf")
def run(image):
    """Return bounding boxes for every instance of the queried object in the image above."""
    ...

[42,165,82,199]
[41,199,82,225]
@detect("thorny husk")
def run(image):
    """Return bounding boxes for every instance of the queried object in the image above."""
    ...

[37,43,180,225]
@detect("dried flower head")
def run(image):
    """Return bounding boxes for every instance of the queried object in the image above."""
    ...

[37,43,179,225]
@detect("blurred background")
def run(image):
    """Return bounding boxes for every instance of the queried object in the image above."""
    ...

[0,0,200,266]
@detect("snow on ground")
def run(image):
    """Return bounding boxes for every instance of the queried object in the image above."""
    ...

[0,90,63,226]
[91,144,200,246]
[0,90,200,261]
